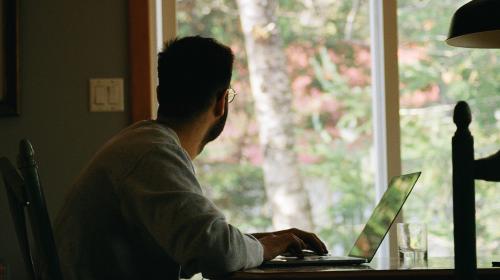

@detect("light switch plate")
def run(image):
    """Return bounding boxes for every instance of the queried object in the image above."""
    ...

[89,78,124,112]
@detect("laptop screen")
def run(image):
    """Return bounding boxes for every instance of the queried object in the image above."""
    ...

[348,172,421,261]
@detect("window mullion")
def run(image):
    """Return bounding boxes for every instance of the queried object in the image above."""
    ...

[370,0,402,260]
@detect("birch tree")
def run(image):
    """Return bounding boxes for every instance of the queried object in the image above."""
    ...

[236,0,314,231]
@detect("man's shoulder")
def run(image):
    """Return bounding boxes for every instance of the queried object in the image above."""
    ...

[104,120,182,155]
[104,121,201,194]
[116,120,179,146]
[89,120,190,178]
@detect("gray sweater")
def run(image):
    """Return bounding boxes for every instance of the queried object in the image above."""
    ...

[54,120,263,279]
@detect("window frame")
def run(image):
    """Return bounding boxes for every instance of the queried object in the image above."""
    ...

[128,0,402,259]
[129,0,155,121]
[369,0,402,259]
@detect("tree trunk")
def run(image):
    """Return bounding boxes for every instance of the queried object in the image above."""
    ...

[236,0,314,231]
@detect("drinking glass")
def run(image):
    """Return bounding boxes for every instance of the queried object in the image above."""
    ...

[397,223,428,261]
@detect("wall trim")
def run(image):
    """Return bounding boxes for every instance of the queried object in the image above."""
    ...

[129,0,154,122]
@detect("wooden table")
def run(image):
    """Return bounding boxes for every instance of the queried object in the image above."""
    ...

[224,257,500,279]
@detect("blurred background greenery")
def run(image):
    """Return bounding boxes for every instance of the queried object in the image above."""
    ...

[176,0,499,258]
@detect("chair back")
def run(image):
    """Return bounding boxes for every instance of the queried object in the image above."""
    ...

[452,101,500,280]
[0,139,62,280]
[452,101,476,280]
[0,157,36,280]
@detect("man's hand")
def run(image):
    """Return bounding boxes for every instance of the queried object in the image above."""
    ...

[252,228,328,261]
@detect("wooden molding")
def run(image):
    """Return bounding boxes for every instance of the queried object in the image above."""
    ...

[162,0,177,42]
[382,0,402,259]
[128,0,153,122]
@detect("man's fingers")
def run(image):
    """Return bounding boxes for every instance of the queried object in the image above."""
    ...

[259,233,298,260]
[289,228,328,254]
[294,234,308,249]
[259,229,328,261]
[311,234,328,254]
[287,233,307,258]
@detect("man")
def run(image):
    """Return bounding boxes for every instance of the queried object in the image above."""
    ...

[55,36,327,280]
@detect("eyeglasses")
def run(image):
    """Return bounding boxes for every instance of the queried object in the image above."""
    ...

[227,87,237,103]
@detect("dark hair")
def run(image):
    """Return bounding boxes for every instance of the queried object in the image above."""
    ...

[157,36,234,122]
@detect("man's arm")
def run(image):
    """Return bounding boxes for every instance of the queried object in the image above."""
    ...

[116,145,263,278]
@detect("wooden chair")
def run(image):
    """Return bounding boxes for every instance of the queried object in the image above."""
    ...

[0,139,63,280]
[452,101,500,280]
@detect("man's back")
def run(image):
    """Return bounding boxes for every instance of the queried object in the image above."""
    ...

[54,120,263,280]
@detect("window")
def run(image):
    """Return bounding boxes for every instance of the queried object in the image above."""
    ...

[398,0,500,257]
[139,0,499,262]
[172,0,403,258]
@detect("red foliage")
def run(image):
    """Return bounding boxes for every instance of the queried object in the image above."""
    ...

[400,84,440,107]
[291,75,313,95]
[355,47,371,67]
[212,41,375,164]
[341,67,369,86]
[242,144,263,165]
[398,45,428,64]
[286,44,312,69]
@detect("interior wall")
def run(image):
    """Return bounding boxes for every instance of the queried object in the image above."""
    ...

[0,0,130,279]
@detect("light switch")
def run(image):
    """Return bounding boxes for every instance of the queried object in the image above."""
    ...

[89,78,124,112]
[108,85,120,104]
[95,86,107,104]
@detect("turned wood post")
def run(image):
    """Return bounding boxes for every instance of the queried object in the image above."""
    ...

[452,101,477,280]
[17,139,63,280]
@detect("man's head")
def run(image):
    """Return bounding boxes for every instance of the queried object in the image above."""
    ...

[157,36,234,155]
[157,36,234,123]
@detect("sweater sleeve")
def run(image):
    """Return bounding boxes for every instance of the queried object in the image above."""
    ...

[116,144,263,278]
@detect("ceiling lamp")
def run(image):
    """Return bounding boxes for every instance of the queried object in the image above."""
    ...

[446,0,500,48]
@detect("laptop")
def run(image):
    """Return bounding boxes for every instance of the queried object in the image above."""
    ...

[261,172,421,267]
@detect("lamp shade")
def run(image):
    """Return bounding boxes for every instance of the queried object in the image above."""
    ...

[446,0,500,48]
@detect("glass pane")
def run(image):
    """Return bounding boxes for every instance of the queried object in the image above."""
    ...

[398,0,500,257]
[176,0,375,256]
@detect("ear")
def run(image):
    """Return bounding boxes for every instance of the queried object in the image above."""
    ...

[213,91,227,118]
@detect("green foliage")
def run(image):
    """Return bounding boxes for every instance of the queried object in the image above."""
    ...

[195,163,272,232]
[178,0,499,257]
[398,0,499,256]
[303,45,374,250]
[310,47,372,136]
